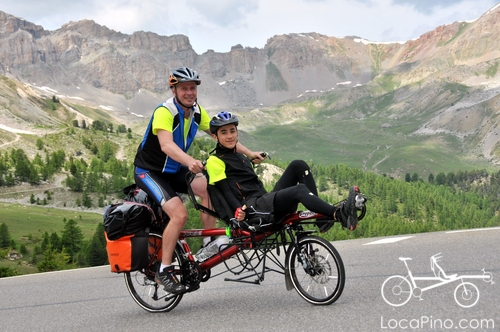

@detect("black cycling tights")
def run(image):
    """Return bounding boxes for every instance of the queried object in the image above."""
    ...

[272,160,335,219]
[273,160,318,194]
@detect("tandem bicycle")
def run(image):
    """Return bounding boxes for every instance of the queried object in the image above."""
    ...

[122,172,367,312]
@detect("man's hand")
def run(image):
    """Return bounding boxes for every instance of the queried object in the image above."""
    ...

[234,205,246,221]
[188,158,204,174]
[250,151,269,164]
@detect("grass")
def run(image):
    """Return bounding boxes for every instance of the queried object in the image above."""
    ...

[0,202,102,243]
[0,202,104,275]
[266,62,288,91]
[247,110,495,179]
[0,129,16,144]
[439,22,470,47]
[486,61,499,78]
[67,102,118,124]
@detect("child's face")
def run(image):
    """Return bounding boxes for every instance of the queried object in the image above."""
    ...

[215,124,238,149]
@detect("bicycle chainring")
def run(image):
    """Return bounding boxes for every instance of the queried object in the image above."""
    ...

[181,260,201,292]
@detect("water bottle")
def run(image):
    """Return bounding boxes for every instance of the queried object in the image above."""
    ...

[215,235,230,251]
[196,236,230,262]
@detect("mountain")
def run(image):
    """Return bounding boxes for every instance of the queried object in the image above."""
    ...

[1,4,500,177]
[2,6,497,110]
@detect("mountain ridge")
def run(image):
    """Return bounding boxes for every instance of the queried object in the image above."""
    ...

[3,7,497,109]
[0,6,500,177]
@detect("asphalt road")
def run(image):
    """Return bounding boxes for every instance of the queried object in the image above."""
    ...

[1,227,499,332]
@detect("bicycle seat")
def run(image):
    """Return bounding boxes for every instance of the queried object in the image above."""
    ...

[430,254,458,279]
[399,257,412,261]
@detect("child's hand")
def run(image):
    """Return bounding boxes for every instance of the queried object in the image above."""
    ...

[234,205,246,221]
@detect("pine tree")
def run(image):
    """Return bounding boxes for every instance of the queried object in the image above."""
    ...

[0,223,11,248]
[28,164,40,184]
[82,191,92,208]
[37,244,70,272]
[50,232,62,252]
[88,224,107,266]
[61,219,83,262]
[14,149,31,182]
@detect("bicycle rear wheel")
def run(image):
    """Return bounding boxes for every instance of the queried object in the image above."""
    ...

[124,232,183,312]
[286,235,345,305]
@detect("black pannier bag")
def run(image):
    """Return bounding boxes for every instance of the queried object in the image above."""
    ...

[103,202,155,240]
[122,184,169,226]
[103,184,166,273]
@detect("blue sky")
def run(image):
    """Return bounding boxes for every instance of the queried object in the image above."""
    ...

[1,0,498,54]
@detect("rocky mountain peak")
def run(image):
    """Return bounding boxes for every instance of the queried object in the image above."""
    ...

[0,10,48,38]
[59,19,121,39]
[130,31,193,52]
[0,7,499,115]
[1,7,500,172]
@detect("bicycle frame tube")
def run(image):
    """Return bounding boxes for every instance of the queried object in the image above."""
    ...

[402,259,455,292]
[178,227,268,272]
[180,228,227,239]
[410,275,456,292]
[176,204,328,275]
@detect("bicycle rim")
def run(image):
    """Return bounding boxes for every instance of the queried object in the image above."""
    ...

[454,282,480,308]
[287,236,345,305]
[380,275,412,307]
[124,232,183,312]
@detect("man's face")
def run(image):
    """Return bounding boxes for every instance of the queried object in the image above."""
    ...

[172,81,197,107]
[214,124,238,149]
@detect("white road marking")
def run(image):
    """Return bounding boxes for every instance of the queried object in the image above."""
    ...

[446,226,500,234]
[363,236,414,245]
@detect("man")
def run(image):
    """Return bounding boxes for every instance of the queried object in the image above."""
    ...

[206,111,366,232]
[134,68,262,294]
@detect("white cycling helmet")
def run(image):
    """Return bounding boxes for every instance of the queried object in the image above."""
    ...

[169,67,201,87]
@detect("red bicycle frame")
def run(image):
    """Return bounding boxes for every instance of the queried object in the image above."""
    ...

[177,210,326,272]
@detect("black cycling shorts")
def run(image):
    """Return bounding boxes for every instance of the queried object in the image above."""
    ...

[134,166,190,207]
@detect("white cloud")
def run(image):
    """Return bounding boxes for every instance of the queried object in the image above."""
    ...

[0,0,497,53]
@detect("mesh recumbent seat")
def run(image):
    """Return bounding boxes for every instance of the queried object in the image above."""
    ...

[207,185,277,233]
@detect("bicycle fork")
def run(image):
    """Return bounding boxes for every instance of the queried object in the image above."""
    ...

[284,229,316,290]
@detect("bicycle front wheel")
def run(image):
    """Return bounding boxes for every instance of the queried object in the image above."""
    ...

[286,235,345,305]
[124,232,183,313]
[454,282,479,308]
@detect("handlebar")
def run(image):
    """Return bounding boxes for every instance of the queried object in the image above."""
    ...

[260,152,271,160]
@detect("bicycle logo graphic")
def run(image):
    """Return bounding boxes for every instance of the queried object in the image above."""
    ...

[381,253,494,308]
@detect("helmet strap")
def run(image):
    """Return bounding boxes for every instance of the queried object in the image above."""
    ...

[215,138,238,151]
[174,96,196,110]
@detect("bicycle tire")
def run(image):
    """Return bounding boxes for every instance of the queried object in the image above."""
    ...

[286,235,345,305]
[454,281,479,308]
[124,232,183,312]
[381,275,412,307]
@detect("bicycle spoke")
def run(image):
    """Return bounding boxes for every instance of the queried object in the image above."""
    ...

[124,232,183,312]
[287,236,345,305]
